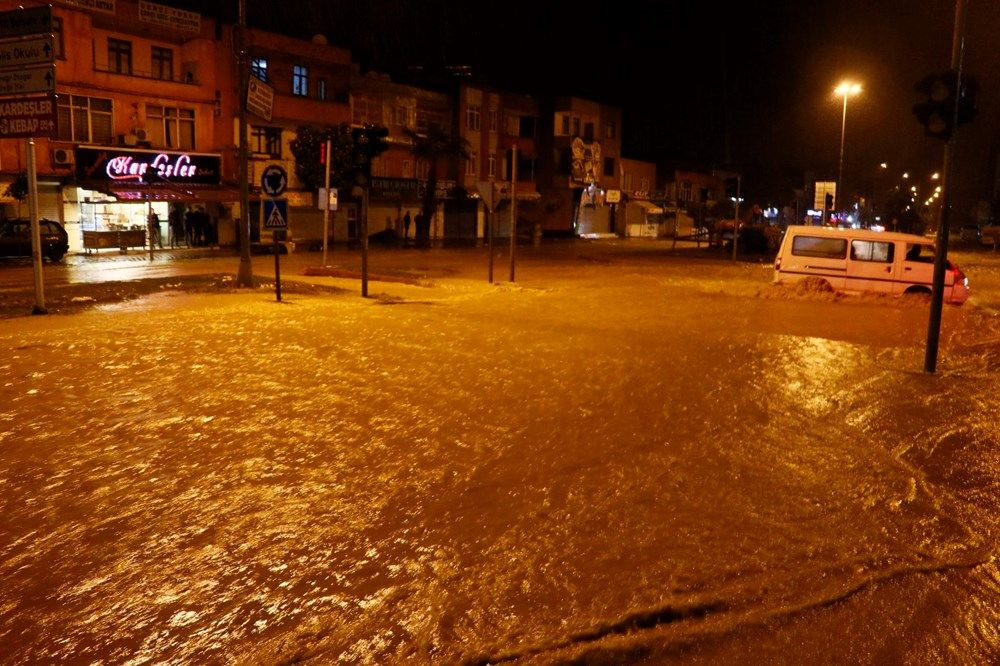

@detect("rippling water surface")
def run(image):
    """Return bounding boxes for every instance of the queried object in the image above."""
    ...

[1,254,998,664]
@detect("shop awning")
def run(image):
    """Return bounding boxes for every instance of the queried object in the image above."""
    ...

[83,182,241,202]
[632,199,664,214]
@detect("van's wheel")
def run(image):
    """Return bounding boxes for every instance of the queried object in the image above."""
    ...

[902,287,931,303]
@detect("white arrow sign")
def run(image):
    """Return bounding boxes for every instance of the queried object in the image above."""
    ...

[0,64,54,95]
[0,36,54,69]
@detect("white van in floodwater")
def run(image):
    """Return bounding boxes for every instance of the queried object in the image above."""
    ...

[773,225,969,304]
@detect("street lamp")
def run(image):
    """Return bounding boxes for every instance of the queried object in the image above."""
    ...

[834,81,862,212]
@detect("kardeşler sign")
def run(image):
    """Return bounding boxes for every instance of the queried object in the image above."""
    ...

[75,147,221,185]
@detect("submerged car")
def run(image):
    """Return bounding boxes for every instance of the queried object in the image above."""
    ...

[773,225,969,304]
[0,218,69,262]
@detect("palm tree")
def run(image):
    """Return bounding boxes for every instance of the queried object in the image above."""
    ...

[404,126,470,247]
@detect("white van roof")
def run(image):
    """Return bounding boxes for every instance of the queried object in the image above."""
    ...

[783,225,933,244]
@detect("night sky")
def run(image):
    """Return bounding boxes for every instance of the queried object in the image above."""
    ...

[184,0,998,214]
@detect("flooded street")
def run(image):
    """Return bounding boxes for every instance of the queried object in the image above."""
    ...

[1,242,999,664]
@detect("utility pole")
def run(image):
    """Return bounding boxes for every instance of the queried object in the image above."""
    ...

[322,138,332,266]
[235,0,253,287]
[509,145,518,282]
[924,0,967,374]
[27,138,45,314]
[731,176,741,261]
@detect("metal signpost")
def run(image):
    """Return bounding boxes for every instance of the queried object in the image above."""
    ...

[509,145,518,282]
[0,5,54,314]
[261,165,288,301]
[476,180,499,283]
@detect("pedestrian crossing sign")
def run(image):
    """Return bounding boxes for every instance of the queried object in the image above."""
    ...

[264,198,288,229]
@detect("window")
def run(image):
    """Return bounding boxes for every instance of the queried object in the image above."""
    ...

[489,108,498,132]
[572,117,580,136]
[56,95,112,143]
[680,182,692,202]
[354,97,383,126]
[559,114,570,136]
[792,236,848,259]
[584,122,594,141]
[392,106,408,126]
[623,173,633,190]
[316,78,327,101]
[292,65,308,96]
[640,176,649,191]
[146,105,195,149]
[603,157,615,177]
[904,243,934,263]
[519,116,535,139]
[108,38,132,74]
[465,151,478,176]
[466,104,481,131]
[851,240,894,262]
[251,58,268,82]
[151,46,173,81]
[488,152,496,178]
[416,159,430,180]
[251,126,281,157]
[403,159,412,178]
[605,121,617,140]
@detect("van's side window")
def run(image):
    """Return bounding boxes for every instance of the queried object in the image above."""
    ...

[791,235,847,259]
[851,240,894,262]
[905,243,935,263]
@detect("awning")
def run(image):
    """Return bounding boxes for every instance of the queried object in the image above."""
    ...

[81,182,241,202]
[632,199,664,214]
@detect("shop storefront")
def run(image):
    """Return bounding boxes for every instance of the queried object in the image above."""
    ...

[66,146,237,253]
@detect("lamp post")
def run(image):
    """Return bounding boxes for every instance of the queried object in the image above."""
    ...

[835,81,862,213]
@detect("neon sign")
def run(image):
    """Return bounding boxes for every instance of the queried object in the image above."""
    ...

[105,153,197,182]
[76,147,221,185]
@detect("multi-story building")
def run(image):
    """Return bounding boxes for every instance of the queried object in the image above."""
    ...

[536,96,622,236]
[350,70,453,244]
[220,27,353,246]
[0,0,230,253]
[0,0,642,255]
[619,157,661,237]
[456,83,539,241]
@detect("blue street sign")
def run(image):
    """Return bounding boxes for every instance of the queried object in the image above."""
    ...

[261,164,287,197]
[263,198,288,229]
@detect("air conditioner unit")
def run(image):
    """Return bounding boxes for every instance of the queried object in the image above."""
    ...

[133,127,149,142]
[119,132,138,146]
[52,148,73,166]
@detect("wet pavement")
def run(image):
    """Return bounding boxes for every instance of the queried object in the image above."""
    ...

[1,239,999,664]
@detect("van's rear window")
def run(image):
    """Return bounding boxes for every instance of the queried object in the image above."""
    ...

[791,236,848,259]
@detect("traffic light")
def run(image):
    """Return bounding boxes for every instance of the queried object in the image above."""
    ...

[319,140,326,166]
[350,125,391,190]
[912,70,978,141]
[365,125,390,157]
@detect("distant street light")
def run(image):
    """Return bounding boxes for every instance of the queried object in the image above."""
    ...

[835,81,862,211]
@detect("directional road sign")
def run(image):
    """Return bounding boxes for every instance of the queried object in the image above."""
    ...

[0,65,55,95]
[263,198,288,229]
[0,36,55,69]
[0,6,52,40]
[247,76,273,122]
[261,164,287,197]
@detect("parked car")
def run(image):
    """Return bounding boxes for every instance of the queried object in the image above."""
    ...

[0,218,69,262]
[958,224,981,243]
[980,224,1000,248]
